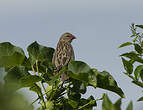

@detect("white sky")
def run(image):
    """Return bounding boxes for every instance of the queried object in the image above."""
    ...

[1,0,143,110]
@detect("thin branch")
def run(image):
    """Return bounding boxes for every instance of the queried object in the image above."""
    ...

[31,65,36,75]
[41,82,47,93]
[31,97,40,105]
[36,60,40,76]
[35,59,46,108]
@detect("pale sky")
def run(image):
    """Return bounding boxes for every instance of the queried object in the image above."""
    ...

[0,0,143,110]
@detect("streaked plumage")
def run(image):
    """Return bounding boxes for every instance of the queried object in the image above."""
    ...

[52,33,76,81]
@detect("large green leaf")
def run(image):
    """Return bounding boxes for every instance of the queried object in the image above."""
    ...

[68,61,91,73]
[95,71,125,98]
[0,84,33,110]
[21,75,43,87]
[0,42,26,67]
[121,52,143,63]
[118,42,132,48]
[121,57,133,74]
[134,65,143,80]
[68,61,91,82]
[27,41,55,65]
[68,61,124,97]
[4,66,30,90]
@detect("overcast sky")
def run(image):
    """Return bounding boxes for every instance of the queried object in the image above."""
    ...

[1,0,143,110]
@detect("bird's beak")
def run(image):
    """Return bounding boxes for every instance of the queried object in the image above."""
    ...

[71,36,76,40]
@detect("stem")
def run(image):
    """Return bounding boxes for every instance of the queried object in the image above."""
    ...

[31,97,40,105]
[42,82,47,93]
[35,60,41,88]
[78,100,96,110]
[31,65,36,75]
[36,60,40,76]
[49,85,54,101]
[35,60,46,108]
[40,92,46,109]
[78,97,103,110]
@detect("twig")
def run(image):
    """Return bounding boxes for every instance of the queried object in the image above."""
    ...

[31,65,36,75]
[35,59,46,109]
[31,97,40,105]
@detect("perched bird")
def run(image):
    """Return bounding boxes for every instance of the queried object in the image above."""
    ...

[52,33,76,81]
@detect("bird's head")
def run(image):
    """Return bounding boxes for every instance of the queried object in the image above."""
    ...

[59,33,76,43]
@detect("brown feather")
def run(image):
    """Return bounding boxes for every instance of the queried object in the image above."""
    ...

[52,33,75,81]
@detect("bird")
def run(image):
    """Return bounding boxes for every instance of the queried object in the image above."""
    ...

[52,32,76,82]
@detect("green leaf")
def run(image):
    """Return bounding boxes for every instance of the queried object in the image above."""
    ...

[119,42,132,48]
[70,79,87,94]
[132,80,143,88]
[88,69,97,87]
[21,75,43,87]
[121,52,143,63]
[137,96,143,101]
[132,37,137,42]
[68,61,91,82]
[134,65,143,80]
[102,94,115,110]
[134,44,143,54]
[4,66,29,91]
[140,70,143,82]
[114,98,122,110]
[29,84,41,94]
[79,82,87,94]
[68,100,78,108]
[69,72,89,82]
[126,101,133,110]
[68,91,81,101]
[46,73,60,86]
[68,61,91,73]
[102,94,122,110]
[46,101,54,110]
[121,57,133,74]
[78,96,96,110]
[95,71,125,98]
[0,68,5,81]
[27,41,55,65]
[0,84,34,110]
[136,25,143,29]
[0,42,26,67]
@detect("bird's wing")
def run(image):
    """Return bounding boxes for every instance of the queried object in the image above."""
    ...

[53,41,74,70]
[70,45,75,61]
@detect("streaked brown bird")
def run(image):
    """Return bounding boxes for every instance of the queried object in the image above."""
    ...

[52,33,76,81]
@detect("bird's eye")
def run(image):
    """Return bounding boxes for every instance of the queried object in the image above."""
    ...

[66,35,70,37]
